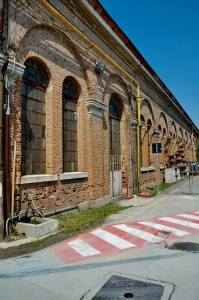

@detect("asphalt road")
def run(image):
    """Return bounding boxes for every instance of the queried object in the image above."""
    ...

[0,176,199,300]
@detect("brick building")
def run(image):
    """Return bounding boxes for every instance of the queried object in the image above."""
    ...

[0,0,198,235]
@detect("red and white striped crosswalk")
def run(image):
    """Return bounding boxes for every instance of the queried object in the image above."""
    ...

[51,211,199,264]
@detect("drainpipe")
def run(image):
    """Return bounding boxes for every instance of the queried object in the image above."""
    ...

[37,0,141,193]
[3,58,25,230]
[5,74,11,221]
[136,85,141,193]
[0,60,3,236]
[11,136,16,222]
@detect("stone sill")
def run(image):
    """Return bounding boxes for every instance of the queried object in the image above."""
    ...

[140,167,155,172]
[17,174,58,185]
[60,172,88,180]
[17,172,89,184]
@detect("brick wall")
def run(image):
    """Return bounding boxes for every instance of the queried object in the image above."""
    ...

[3,0,197,216]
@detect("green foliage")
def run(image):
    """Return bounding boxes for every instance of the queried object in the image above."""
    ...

[143,181,178,197]
[55,203,130,235]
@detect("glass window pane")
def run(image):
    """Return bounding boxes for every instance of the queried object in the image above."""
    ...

[37,102,41,111]
[37,113,41,124]
[32,163,37,174]
[37,164,40,173]
[41,103,45,113]
[22,97,26,108]
[22,110,26,122]
[26,151,31,161]
[21,163,26,176]
[42,126,45,138]
[27,85,32,97]
[31,125,36,136]
[41,115,45,126]
[32,100,36,110]
[42,139,45,150]
[26,99,31,110]
[41,151,46,161]
[26,163,31,175]
[36,125,41,136]
[22,84,26,96]
[32,112,36,124]
[36,137,41,148]
[41,163,46,173]
[32,150,37,161]
[26,110,31,122]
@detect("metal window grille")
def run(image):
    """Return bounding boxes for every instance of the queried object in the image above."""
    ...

[21,59,48,175]
[63,78,79,172]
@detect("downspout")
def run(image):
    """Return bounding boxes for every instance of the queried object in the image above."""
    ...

[4,58,16,224]
[0,66,3,236]
[136,85,141,193]
[11,136,16,222]
[37,0,141,193]
[0,0,4,236]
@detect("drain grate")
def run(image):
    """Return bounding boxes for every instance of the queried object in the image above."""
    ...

[91,275,164,299]
[167,242,199,252]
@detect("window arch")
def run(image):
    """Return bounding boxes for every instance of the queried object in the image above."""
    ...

[21,58,49,175]
[63,77,80,172]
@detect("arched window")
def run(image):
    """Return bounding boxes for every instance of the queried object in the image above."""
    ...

[21,59,48,175]
[63,77,80,172]
[140,115,145,167]
[109,95,121,156]
[147,119,152,166]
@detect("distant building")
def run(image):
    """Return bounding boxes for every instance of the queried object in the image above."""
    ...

[0,0,198,235]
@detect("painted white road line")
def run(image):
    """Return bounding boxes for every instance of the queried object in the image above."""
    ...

[91,228,136,249]
[138,221,190,237]
[114,224,163,243]
[68,238,101,257]
[178,213,199,221]
[159,217,199,229]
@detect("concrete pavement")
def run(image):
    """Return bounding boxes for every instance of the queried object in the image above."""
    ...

[0,176,199,299]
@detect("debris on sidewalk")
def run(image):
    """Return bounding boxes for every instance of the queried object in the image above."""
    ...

[140,191,151,198]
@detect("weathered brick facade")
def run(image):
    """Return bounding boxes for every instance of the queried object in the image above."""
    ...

[0,0,198,226]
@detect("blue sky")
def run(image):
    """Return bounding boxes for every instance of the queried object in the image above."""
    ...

[99,0,199,129]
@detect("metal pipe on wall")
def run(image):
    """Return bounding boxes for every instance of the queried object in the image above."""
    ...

[0,72,3,236]
[0,0,4,238]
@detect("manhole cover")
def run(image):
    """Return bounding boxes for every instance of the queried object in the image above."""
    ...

[91,275,164,299]
[167,242,199,252]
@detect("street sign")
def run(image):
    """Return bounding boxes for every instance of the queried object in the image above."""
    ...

[152,143,162,153]
[152,143,162,193]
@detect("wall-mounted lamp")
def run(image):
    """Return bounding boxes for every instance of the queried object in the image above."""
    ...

[176,138,182,144]
[95,61,105,74]
[131,119,143,130]
[154,128,161,138]
[131,118,137,129]
[167,135,173,143]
